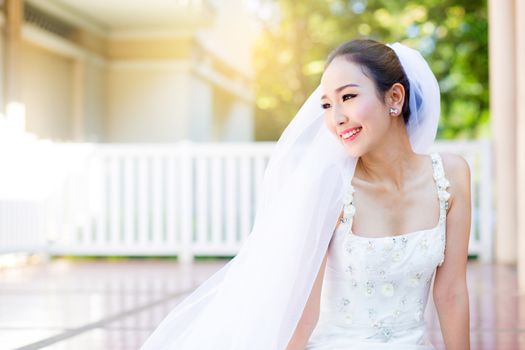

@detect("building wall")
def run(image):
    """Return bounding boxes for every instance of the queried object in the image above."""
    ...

[221,100,253,141]
[211,86,253,142]
[197,0,255,77]
[106,65,190,142]
[20,41,74,140]
[187,73,214,142]
[1,0,256,143]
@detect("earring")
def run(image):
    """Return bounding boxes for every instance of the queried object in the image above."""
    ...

[389,107,398,116]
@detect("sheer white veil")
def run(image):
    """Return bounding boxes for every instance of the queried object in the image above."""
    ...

[139,41,440,350]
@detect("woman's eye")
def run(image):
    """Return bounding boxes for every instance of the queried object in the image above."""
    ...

[321,94,356,109]
[342,94,357,101]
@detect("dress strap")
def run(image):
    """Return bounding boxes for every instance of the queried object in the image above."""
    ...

[430,152,451,222]
[340,182,356,225]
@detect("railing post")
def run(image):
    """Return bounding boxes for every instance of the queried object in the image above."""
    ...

[479,138,494,262]
[179,140,194,263]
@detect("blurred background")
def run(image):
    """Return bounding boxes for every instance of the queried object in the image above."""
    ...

[0,0,524,349]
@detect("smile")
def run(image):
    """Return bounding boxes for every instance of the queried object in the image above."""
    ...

[341,127,362,141]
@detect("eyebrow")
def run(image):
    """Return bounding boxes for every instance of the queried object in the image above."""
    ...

[321,83,360,100]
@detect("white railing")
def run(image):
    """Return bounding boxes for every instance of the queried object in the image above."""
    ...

[0,139,493,262]
[0,200,47,254]
[0,136,77,256]
[45,141,275,262]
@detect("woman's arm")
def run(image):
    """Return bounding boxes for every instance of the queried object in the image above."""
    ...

[286,251,329,350]
[433,153,471,350]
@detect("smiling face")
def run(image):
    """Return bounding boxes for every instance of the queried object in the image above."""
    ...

[320,56,402,158]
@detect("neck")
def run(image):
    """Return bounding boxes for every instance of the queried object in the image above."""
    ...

[355,121,418,191]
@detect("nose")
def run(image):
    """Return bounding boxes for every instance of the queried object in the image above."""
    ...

[332,105,347,125]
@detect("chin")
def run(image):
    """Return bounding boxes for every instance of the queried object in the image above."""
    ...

[343,145,362,158]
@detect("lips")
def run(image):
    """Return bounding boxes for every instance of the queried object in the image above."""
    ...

[339,126,362,138]
[338,126,362,137]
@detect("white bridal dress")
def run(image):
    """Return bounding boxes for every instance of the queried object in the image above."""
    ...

[305,152,450,350]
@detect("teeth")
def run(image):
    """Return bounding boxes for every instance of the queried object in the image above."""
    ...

[342,127,362,139]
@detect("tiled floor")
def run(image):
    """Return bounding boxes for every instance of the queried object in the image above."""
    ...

[0,259,523,349]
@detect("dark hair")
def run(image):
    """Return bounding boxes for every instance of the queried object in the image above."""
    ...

[325,39,411,124]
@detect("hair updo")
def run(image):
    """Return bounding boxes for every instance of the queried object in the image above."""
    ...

[324,39,411,124]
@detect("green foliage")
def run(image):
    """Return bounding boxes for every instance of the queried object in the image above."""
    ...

[252,0,488,141]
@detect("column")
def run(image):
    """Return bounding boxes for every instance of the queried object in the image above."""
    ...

[515,0,525,292]
[488,0,517,264]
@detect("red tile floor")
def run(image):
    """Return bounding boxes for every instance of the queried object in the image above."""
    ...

[0,259,523,349]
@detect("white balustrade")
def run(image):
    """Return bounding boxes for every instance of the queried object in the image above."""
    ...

[0,139,493,262]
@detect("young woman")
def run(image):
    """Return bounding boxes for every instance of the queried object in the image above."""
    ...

[289,40,471,350]
[140,39,471,350]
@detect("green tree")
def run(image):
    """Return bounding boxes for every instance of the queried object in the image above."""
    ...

[252,0,489,141]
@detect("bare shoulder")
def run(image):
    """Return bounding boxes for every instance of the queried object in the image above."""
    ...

[437,152,471,209]
[438,152,471,177]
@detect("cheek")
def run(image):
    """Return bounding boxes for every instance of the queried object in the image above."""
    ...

[352,101,374,123]
[352,98,383,127]
[323,114,337,135]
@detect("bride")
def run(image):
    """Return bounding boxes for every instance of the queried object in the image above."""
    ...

[140,39,471,350]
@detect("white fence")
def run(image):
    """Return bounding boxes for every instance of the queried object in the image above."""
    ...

[0,139,494,262]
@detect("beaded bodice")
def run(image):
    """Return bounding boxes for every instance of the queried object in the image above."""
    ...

[314,152,450,344]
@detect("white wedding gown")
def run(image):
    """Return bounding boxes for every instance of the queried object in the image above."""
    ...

[305,152,450,350]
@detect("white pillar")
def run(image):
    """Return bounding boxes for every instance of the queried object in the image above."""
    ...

[488,0,517,264]
[515,0,525,292]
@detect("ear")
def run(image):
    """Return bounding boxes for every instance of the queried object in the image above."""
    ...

[386,83,405,113]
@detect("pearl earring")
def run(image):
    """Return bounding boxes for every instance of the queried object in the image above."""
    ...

[389,107,398,116]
